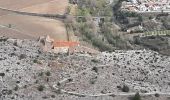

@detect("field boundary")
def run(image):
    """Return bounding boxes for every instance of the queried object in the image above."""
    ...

[0,7,66,19]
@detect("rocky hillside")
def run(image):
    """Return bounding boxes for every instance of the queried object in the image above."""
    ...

[0,36,170,100]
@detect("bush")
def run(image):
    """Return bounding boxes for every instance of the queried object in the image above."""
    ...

[91,59,99,63]
[155,93,160,97]
[132,92,141,100]
[92,38,113,51]
[0,37,8,42]
[89,76,97,84]
[38,72,44,76]
[122,85,130,92]
[51,95,55,98]
[92,67,98,73]
[57,82,61,86]
[45,71,51,76]
[68,78,73,82]
[14,85,19,91]
[33,59,38,63]
[2,89,12,95]
[37,85,45,92]
[19,54,27,60]
[0,73,5,77]
[33,59,42,64]
[13,42,18,46]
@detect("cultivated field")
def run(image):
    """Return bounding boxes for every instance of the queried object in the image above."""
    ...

[0,0,54,10]
[0,14,67,40]
[21,0,68,14]
[0,0,68,16]
[0,0,70,40]
[0,27,36,39]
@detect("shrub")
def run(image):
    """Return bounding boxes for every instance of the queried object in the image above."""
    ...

[14,85,19,91]
[89,79,96,84]
[2,89,12,95]
[33,59,42,64]
[24,85,27,88]
[46,78,49,82]
[92,37,113,51]
[68,78,73,82]
[7,90,12,95]
[45,71,51,76]
[38,72,44,76]
[35,80,39,84]
[8,24,12,28]
[33,59,38,63]
[37,85,45,92]
[132,92,141,100]
[0,73,5,77]
[89,76,97,84]
[57,82,61,86]
[42,96,48,99]
[19,54,27,60]
[155,93,160,97]
[13,42,18,46]
[0,38,7,42]
[92,67,98,73]
[122,85,130,92]
[16,81,20,84]
[117,85,121,89]
[91,59,98,63]
[51,95,55,98]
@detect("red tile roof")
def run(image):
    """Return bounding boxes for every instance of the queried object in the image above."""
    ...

[53,41,79,47]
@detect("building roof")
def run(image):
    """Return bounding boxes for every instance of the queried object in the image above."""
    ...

[53,41,79,47]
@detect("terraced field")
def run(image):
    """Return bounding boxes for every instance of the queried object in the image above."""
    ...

[0,0,69,40]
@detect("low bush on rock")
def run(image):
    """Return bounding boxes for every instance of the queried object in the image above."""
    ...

[37,85,45,92]
[91,59,99,63]
[155,93,160,97]
[45,71,51,76]
[122,85,130,92]
[0,73,5,77]
[19,54,27,60]
[92,67,98,73]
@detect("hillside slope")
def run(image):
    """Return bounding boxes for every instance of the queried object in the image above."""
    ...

[0,37,170,100]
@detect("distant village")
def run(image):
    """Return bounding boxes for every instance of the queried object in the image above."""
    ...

[121,0,170,13]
